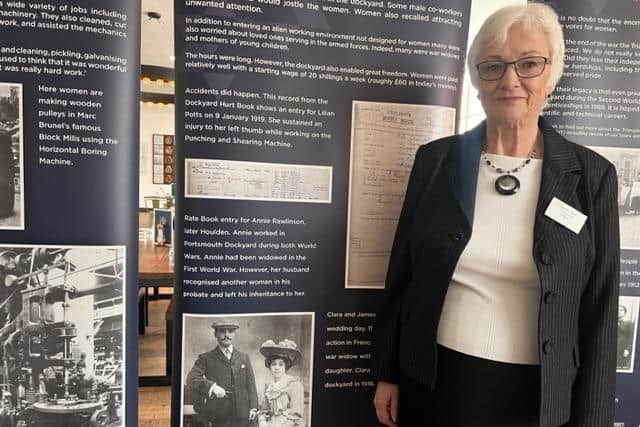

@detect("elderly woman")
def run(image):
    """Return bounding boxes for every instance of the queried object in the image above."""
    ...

[373,4,619,427]
[258,339,306,427]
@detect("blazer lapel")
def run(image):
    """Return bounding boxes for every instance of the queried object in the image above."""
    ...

[446,122,484,232]
[533,117,582,245]
[229,348,240,365]
[445,118,582,242]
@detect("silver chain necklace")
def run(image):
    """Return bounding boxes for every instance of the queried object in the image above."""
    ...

[482,145,536,195]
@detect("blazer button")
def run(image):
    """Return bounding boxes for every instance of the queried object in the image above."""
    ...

[454,232,464,241]
[541,253,552,265]
[543,340,554,354]
[543,291,555,304]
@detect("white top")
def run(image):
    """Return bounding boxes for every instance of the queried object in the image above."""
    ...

[436,153,543,364]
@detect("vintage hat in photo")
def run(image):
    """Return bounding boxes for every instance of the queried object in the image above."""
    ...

[259,339,302,367]
[210,319,240,331]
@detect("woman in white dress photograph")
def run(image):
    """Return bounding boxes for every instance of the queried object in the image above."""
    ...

[258,339,306,427]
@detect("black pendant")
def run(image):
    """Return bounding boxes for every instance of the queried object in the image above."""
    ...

[495,174,520,195]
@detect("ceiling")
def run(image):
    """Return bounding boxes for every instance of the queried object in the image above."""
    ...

[140,0,174,69]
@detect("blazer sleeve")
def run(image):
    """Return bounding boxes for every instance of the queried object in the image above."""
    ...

[373,145,427,383]
[186,354,215,397]
[568,164,620,427]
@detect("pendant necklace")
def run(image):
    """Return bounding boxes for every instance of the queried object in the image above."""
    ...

[482,145,536,196]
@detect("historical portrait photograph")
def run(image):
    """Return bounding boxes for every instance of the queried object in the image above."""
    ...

[617,296,639,373]
[590,146,640,249]
[153,208,173,246]
[0,245,125,425]
[0,82,24,230]
[180,312,315,427]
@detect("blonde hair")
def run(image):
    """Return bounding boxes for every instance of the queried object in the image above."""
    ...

[467,3,565,91]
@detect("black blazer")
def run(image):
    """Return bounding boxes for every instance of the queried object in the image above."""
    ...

[374,118,620,427]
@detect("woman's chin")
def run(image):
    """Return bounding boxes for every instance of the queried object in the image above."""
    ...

[487,110,534,126]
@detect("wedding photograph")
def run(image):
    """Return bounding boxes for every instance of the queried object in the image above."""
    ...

[180,312,315,427]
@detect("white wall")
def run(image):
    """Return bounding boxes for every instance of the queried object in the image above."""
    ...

[139,102,174,207]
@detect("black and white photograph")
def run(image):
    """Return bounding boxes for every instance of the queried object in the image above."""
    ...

[0,245,125,426]
[180,313,315,427]
[0,82,24,230]
[590,146,640,249]
[153,208,173,246]
[617,296,639,373]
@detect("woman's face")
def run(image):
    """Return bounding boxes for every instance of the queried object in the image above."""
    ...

[476,23,552,126]
[269,358,287,380]
[619,305,627,320]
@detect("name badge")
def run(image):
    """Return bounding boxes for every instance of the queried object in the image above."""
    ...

[544,197,587,234]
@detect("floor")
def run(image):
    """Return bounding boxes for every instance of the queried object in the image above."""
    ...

[139,296,170,377]
[139,291,172,426]
[139,385,172,426]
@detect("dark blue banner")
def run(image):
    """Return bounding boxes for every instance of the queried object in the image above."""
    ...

[0,1,140,425]
[173,0,471,425]
[546,1,640,425]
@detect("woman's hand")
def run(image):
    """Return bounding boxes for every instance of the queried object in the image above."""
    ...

[374,381,399,426]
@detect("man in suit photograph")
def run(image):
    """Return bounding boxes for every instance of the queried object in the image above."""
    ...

[186,319,259,427]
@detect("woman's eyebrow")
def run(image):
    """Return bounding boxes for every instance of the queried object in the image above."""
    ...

[519,50,544,56]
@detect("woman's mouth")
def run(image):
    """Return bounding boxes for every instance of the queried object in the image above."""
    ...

[496,96,525,101]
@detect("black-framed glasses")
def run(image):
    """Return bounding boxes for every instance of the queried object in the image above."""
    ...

[475,56,549,81]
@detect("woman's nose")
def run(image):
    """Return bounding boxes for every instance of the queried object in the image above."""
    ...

[500,64,521,88]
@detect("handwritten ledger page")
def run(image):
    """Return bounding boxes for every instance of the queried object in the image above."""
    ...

[346,101,456,288]
[185,158,332,203]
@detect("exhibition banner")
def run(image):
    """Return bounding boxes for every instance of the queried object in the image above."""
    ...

[545,1,640,424]
[172,0,471,425]
[0,0,140,425]
[8,0,640,426]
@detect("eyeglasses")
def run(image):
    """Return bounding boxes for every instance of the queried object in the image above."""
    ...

[475,56,549,81]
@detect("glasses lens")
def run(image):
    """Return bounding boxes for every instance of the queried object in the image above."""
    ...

[477,61,505,80]
[515,57,546,77]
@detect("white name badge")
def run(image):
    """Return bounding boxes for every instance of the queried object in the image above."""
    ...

[544,197,587,234]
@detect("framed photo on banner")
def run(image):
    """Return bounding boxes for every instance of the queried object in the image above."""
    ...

[152,208,174,246]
